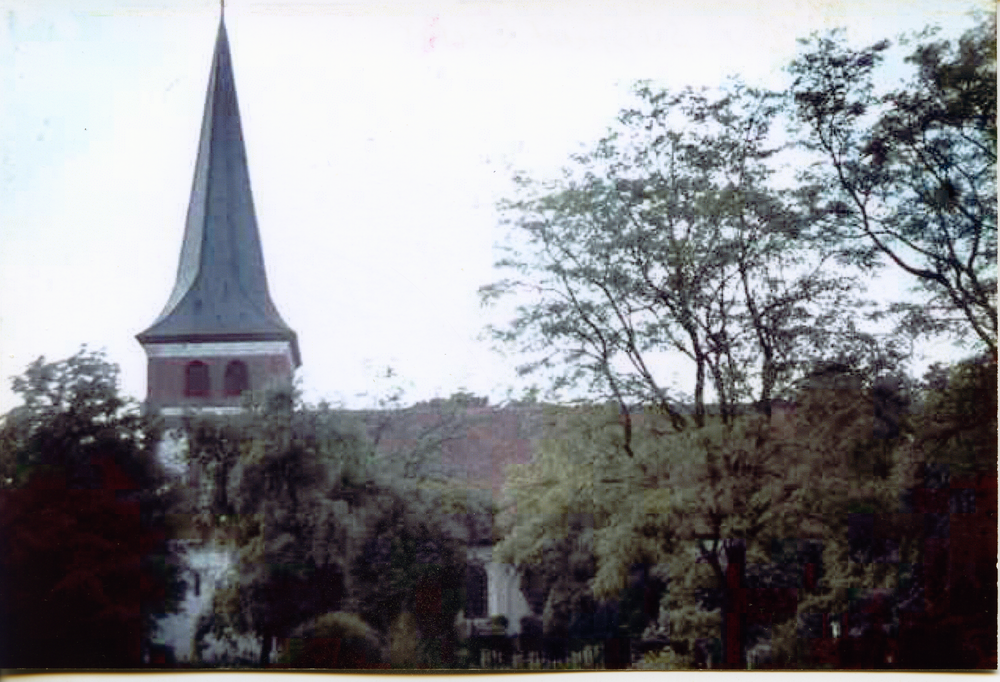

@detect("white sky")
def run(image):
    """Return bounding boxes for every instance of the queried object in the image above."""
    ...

[0,0,988,412]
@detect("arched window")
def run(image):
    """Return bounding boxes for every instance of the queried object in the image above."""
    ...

[224,360,250,397]
[466,565,488,619]
[185,361,210,397]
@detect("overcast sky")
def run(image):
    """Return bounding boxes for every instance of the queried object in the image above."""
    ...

[0,0,988,412]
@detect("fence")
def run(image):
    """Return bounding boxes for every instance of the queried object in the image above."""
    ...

[469,637,636,670]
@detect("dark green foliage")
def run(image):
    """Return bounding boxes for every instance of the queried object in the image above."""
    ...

[201,390,371,664]
[916,354,997,474]
[192,388,477,668]
[497,360,995,669]
[0,349,182,667]
[791,362,914,480]
[351,481,468,667]
[1,349,163,491]
[179,416,243,517]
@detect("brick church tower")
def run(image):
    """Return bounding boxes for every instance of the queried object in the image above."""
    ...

[137,16,300,418]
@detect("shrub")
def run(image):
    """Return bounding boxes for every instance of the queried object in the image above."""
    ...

[389,611,419,668]
[282,612,384,669]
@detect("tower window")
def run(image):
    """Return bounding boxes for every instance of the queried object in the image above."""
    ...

[185,361,210,397]
[224,360,250,397]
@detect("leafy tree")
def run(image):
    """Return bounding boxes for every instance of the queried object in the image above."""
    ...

[789,15,997,354]
[481,82,869,439]
[200,389,370,665]
[485,16,994,670]
[886,354,998,669]
[0,348,182,667]
[352,384,499,665]
[499,367,924,669]
[915,353,997,474]
[194,388,479,668]
[497,405,659,660]
[0,349,161,490]
[351,480,469,668]
[177,416,243,519]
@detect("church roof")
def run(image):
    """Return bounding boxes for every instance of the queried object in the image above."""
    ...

[354,404,554,502]
[137,19,300,367]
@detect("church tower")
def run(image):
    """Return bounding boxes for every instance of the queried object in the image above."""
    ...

[137,16,300,417]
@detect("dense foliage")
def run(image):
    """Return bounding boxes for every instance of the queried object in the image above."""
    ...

[0,349,182,667]
[189,388,490,668]
[498,357,995,668]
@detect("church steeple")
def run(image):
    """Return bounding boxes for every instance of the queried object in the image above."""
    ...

[138,16,300,415]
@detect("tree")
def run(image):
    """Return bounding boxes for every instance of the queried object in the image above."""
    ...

[789,15,997,355]
[888,354,998,669]
[616,83,871,420]
[915,353,997,474]
[0,348,182,667]
[195,388,479,668]
[496,405,608,627]
[496,405,652,664]
[481,82,868,438]
[0,349,161,490]
[177,415,244,519]
[351,381,498,659]
[350,480,469,668]
[498,366,925,669]
[200,389,370,665]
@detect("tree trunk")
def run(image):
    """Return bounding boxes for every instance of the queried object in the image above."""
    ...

[722,542,746,669]
[709,361,733,426]
[260,632,273,667]
[758,352,776,421]
[693,353,706,428]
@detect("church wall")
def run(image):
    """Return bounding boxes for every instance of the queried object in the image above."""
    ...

[467,545,533,636]
[485,561,533,636]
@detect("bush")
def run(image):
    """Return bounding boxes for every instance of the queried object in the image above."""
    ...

[389,611,419,668]
[638,646,689,670]
[282,612,384,669]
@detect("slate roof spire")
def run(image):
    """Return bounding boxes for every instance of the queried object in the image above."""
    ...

[137,16,301,367]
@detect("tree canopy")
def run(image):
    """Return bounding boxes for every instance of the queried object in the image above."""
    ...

[481,80,894,438]
[789,15,997,354]
[485,12,996,670]
[190,388,489,668]
[0,349,182,667]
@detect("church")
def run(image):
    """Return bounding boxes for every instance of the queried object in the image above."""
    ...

[138,12,531,663]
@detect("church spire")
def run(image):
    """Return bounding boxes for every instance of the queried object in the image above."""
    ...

[138,16,300,367]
